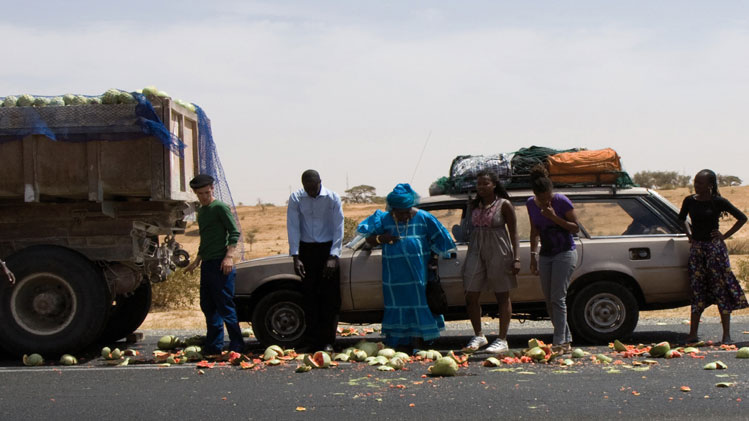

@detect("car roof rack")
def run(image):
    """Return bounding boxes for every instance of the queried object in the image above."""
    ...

[431,171,637,196]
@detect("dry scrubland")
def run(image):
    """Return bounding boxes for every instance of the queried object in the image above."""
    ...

[142,186,749,329]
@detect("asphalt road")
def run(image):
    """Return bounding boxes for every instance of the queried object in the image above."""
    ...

[1,317,748,420]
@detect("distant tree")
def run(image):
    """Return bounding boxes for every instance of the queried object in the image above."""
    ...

[718,174,742,187]
[633,171,690,189]
[246,228,258,251]
[256,198,275,211]
[344,185,378,203]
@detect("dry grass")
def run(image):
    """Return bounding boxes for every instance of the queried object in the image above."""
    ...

[727,238,749,255]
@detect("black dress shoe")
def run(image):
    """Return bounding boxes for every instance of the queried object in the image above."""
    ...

[322,344,335,353]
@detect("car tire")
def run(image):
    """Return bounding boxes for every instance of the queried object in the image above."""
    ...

[98,280,152,343]
[251,289,306,348]
[0,246,111,355]
[568,281,639,344]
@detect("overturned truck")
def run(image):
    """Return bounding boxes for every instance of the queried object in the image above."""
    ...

[0,91,203,354]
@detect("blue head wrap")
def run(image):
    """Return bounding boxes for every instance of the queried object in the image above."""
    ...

[386,183,419,209]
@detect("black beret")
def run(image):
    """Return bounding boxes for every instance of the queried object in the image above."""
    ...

[189,174,215,189]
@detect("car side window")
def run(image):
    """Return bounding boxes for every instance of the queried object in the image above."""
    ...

[575,198,673,237]
[428,207,465,243]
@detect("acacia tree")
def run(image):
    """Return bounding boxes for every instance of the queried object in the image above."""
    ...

[633,171,689,189]
[718,174,742,187]
[633,171,742,189]
[344,185,378,203]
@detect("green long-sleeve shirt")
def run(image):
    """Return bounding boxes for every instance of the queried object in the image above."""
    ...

[197,200,240,261]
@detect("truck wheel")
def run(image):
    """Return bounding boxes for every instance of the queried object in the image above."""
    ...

[98,280,152,343]
[568,281,639,344]
[0,246,111,355]
[251,289,306,348]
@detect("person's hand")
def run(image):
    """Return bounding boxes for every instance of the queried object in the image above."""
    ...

[323,256,339,278]
[540,204,557,220]
[511,260,521,275]
[379,233,400,245]
[530,255,538,275]
[185,260,199,275]
[293,256,306,278]
[710,229,724,241]
[221,256,234,275]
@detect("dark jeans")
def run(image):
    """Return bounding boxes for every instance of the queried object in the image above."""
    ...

[200,259,244,353]
[299,241,341,347]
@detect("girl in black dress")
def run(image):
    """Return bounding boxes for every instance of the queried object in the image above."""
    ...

[678,169,748,344]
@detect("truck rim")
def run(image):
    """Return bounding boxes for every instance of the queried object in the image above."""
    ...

[10,273,77,335]
[583,292,625,333]
[267,301,304,341]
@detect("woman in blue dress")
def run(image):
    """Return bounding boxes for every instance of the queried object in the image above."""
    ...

[357,183,456,350]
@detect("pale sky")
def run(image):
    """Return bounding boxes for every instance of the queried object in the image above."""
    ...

[2,1,747,205]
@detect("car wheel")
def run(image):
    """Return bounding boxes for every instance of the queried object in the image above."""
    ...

[0,246,111,355]
[251,289,306,348]
[98,280,152,343]
[569,281,639,344]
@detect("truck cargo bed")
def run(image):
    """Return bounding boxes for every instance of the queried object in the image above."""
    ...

[0,98,198,203]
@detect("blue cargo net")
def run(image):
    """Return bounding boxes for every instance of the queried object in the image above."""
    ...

[194,105,245,260]
[0,90,185,156]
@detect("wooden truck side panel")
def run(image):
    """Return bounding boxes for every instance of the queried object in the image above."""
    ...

[0,99,198,204]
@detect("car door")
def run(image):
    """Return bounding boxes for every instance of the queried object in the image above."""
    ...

[348,239,384,310]
[572,196,690,304]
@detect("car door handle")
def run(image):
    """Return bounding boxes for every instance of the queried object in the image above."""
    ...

[629,248,650,260]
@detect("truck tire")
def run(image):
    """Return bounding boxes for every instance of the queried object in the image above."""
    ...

[251,289,306,348]
[568,281,639,344]
[98,280,152,343]
[0,246,111,355]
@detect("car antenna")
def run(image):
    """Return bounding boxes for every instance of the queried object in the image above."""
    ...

[410,129,432,183]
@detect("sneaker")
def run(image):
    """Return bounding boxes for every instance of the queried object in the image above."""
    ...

[463,335,488,352]
[486,338,509,354]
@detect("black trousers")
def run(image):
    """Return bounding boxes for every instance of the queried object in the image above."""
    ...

[299,241,341,346]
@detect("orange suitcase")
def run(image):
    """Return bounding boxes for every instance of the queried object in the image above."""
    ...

[547,148,622,184]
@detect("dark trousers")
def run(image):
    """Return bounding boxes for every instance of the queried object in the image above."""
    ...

[299,241,341,346]
[200,259,244,353]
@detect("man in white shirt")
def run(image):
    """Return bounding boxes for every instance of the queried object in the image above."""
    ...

[287,169,344,353]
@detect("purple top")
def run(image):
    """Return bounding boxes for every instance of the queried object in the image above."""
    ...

[526,194,576,256]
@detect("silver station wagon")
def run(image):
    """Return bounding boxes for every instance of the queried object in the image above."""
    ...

[234,186,690,347]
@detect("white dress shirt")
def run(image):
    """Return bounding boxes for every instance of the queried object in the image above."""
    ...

[287,185,345,257]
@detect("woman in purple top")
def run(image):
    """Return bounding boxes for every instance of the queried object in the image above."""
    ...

[679,169,747,344]
[526,165,580,354]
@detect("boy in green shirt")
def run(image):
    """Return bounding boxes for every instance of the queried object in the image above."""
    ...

[185,174,244,354]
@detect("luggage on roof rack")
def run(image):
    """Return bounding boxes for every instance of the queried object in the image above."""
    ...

[547,148,622,184]
[429,146,636,196]
[448,153,511,190]
[510,146,578,175]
